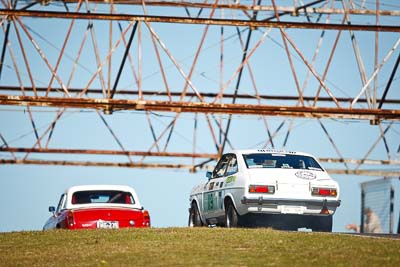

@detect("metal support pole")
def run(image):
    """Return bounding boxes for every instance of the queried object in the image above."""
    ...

[0,20,11,80]
[398,193,400,234]
[378,53,400,109]
[111,21,138,99]
[390,186,394,234]
[0,0,18,80]
[360,187,365,233]
[2,9,399,32]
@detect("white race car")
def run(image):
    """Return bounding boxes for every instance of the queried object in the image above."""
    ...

[189,150,340,231]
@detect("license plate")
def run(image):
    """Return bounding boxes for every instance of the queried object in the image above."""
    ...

[281,205,303,214]
[97,220,119,229]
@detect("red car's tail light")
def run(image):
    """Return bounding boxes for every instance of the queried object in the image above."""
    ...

[249,185,275,194]
[312,187,337,197]
[67,211,75,227]
[142,210,151,227]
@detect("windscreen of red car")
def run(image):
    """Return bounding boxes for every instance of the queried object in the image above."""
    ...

[71,190,135,205]
[243,153,323,171]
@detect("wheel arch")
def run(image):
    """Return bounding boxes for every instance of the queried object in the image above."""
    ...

[223,194,237,211]
[190,196,201,210]
[190,196,205,223]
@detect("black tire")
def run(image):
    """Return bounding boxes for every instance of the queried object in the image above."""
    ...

[311,215,333,232]
[188,202,203,227]
[225,201,239,228]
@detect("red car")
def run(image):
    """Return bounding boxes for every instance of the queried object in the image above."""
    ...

[43,185,150,230]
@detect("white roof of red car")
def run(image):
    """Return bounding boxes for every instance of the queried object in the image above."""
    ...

[64,184,137,195]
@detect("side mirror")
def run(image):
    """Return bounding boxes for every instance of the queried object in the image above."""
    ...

[206,171,212,180]
[48,206,55,214]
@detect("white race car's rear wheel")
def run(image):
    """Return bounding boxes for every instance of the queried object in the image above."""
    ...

[225,201,239,228]
[188,202,203,227]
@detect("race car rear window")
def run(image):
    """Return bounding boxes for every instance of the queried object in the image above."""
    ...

[71,190,135,205]
[243,153,323,171]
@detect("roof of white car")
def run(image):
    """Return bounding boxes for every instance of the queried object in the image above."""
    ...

[233,149,315,157]
[65,185,136,194]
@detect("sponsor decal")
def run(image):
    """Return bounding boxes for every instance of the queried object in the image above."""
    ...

[225,175,236,185]
[295,171,316,180]
[207,193,214,210]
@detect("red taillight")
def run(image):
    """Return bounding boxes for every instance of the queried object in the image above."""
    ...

[312,187,337,197]
[319,189,331,196]
[142,210,151,227]
[67,211,75,228]
[249,185,275,194]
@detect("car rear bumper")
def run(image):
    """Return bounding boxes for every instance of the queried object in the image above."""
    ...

[241,196,341,207]
[240,196,340,215]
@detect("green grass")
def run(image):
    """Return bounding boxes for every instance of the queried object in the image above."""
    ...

[0,228,399,266]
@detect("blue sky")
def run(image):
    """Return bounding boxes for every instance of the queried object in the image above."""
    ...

[1,1,400,232]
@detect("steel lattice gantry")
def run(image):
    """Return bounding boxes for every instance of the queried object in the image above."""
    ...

[0,0,400,176]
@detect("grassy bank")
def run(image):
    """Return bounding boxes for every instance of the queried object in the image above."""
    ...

[0,228,399,266]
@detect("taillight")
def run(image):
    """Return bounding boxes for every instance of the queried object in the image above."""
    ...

[67,211,75,228]
[249,185,275,194]
[312,187,337,197]
[142,210,151,227]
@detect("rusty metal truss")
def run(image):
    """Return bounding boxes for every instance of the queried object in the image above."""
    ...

[0,0,400,176]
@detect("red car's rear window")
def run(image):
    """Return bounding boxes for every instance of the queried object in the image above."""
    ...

[71,190,135,205]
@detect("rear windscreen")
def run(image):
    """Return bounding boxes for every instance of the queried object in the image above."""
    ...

[243,153,323,171]
[71,190,135,205]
